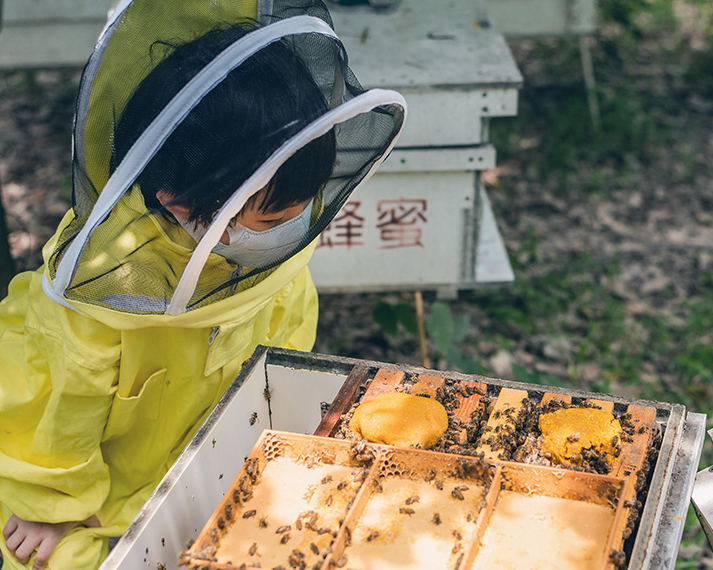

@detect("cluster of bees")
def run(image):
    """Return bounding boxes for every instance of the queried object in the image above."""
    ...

[334,376,666,567]
[352,377,661,480]
[336,378,636,476]
[179,457,264,567]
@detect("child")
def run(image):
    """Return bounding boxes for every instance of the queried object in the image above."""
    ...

[0,0,406,568]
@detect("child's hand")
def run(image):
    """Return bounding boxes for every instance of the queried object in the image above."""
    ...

[2,513,101,570]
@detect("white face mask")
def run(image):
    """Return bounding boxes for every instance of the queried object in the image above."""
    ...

[175,199,314,268]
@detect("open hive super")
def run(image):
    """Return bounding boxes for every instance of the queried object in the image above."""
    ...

[182,430,631,570]
[182,367,662,570]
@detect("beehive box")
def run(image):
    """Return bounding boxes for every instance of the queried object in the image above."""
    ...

[98,347,706,570]
[183,431,631,570]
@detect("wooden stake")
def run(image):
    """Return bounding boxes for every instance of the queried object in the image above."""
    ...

[414,290,430,368]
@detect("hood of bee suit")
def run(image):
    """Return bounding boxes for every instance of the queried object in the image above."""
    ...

[40,0,406,319]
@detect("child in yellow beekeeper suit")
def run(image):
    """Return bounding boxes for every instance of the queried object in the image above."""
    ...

[0,0,406,568]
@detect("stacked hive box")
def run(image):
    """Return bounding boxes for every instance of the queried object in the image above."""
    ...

[184,367,660,570]
[310,0,523,294]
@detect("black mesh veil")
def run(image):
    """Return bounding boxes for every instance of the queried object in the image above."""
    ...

[41,0,405,315]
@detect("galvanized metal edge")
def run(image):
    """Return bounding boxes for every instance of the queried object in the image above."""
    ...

[628,404,686,568]
[654,412,708,565]
[642,411,707,568]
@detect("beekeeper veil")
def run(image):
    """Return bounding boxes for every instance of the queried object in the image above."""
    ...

[41,0,406,315]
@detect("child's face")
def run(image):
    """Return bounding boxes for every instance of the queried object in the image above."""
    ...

[156,187,311,245]
[226,187,311,240]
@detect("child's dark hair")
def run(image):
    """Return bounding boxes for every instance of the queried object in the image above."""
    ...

[111,23,336,224]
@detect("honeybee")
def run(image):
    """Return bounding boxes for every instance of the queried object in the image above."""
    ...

[242,510,257,519]
[258,516,268,529]
[320,451,336,464]
[310,543,320,555]
[432,513,442,525]
[248,542,258,556]
[366,530,380,542]
[610,550,626,568]
[434,479,444,491]
[280,533,291,545]
[325,495,333,507]
[275,525,291,534]
[249,412,259,426]
[350,438,367,455]
[398,507,415,515]
[288,549,305,567]
[451,489,465,501]
[245,458,260,481]
[239,476,253,498]
[321,475,333,485]
[404,495,420,505]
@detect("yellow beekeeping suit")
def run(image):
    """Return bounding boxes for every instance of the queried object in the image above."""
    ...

[0,189,317,569]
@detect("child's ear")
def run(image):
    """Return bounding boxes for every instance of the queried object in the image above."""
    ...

[156,189,191,220]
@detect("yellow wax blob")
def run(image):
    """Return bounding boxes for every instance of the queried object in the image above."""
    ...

[349,392,449,449]
[539,407,621,464]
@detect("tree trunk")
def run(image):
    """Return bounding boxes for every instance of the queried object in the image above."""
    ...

[0,192,16,298]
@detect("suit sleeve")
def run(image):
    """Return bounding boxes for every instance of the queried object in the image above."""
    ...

[0,271,120,524]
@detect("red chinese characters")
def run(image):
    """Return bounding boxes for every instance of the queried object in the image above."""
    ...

[318,198,429,250]
[318,202,365,249]
[376,198,427,249]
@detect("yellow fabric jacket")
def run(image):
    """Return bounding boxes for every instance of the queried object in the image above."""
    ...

[0,190,318,569]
